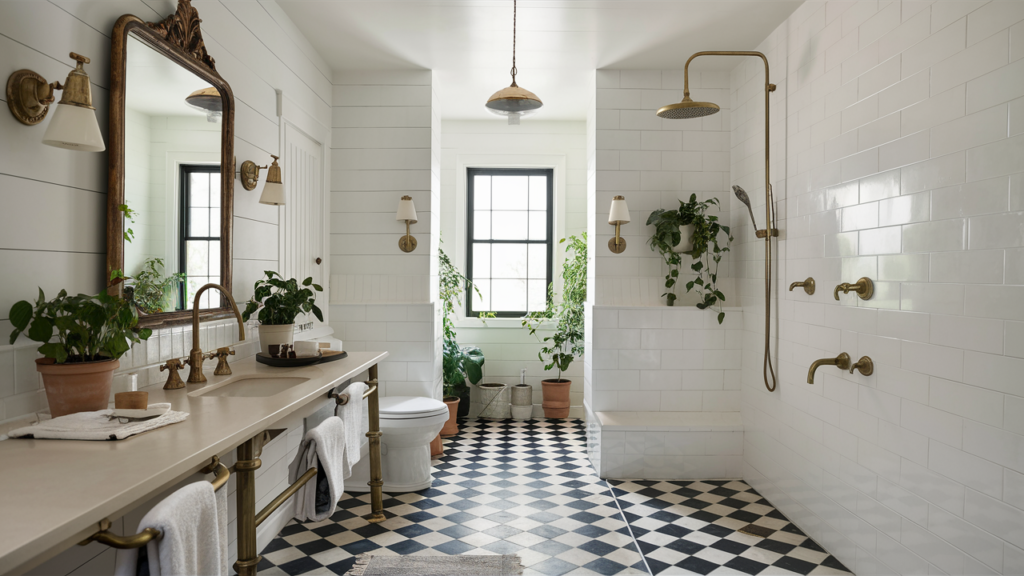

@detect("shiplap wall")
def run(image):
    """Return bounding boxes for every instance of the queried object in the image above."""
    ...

[733,1,1024,574]
[0,1,334,572]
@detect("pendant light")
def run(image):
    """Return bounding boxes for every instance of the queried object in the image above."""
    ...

[184,87,222,123]
[485,0,542,125]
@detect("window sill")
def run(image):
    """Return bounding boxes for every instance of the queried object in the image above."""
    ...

[453,317,546,329]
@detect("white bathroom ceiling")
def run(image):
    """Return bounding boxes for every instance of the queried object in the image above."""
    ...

[278,0,801,120]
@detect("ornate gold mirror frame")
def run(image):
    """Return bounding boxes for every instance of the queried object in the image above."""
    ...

[106,0,235,328]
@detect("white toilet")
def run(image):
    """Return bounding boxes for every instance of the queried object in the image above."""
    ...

[348,396,449,492]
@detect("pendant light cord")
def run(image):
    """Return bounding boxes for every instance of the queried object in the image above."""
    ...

[510,0,518,86]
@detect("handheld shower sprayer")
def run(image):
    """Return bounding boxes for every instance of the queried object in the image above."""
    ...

[732,185,758,231]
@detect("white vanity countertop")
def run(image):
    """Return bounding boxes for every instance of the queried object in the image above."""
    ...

[0,351,387,576]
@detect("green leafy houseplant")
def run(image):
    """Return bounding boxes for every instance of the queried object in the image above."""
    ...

[9,289,153,363]
[439,247,484,400]
[130,258,186,314]
[523,233,587,390]
[241,271,324,325]
[647,194,733,323]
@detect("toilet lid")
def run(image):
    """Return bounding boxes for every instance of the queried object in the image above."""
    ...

[379,396,447,418]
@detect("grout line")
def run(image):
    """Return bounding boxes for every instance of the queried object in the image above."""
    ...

[603,479,654,576]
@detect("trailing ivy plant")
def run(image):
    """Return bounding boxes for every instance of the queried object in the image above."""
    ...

[439,246,485,400]
[130,258,186,314]
[647,194,733,323]
[9,289,152,363]
[242,271,323,326]
[522,233,587,381]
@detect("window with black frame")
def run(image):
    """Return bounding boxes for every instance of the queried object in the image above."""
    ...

[467,168,553,317]
[180,165,222,309]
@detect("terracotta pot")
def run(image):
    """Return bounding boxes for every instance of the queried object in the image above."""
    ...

[541,379,571,419]
[430,434,443,457]
[258,323,295,355]
[441,396,460,437]
[36,358,119,417]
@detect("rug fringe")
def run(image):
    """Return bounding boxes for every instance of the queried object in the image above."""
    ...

[347,553,372,576]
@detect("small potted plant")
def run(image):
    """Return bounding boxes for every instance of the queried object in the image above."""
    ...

[129,258,186,314]
[242,271,323,355]
[523,233,586,419]
[647,194,733,323]
[9,289,152,417]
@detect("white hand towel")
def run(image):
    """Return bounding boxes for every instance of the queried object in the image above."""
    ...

[335,381,367,479]
[113,481,226,576]
[289,416,346,522]
[9,404,186,441]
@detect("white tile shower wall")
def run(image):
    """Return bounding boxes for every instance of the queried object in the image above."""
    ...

[439,120,588,417]
[733,2,1024,574]
[593,69,735,307]
[588,306,742,414]
[0,0,330,424]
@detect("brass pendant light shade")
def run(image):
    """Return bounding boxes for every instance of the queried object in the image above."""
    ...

[485,0,542,123]
[185,87,222,122]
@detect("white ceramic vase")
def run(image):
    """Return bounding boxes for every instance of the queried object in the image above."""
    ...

[510,384,533,421]
[478,383,510,420]
[258,323,294,355]
[672,224,696,253]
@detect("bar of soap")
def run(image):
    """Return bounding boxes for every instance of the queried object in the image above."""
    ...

[293,340,319,358]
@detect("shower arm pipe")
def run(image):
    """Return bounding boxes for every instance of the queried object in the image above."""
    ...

[683,50,778,392]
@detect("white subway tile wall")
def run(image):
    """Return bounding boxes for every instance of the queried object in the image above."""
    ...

[733,1,1024,574]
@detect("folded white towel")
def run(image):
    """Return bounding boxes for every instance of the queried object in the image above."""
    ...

[8,404,186,441]
[336,382,367,479]
[293,340,320,358]
[289,416,346,522]
[113,481,227,576]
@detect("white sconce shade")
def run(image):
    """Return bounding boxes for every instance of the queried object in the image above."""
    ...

[259,180,284,205]
[608,195,630,224]
[396,195,418,223]
[42,103,106,151]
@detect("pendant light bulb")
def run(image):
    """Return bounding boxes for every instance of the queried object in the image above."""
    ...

[485,0,542,123]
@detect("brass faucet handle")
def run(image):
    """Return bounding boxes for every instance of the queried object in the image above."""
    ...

[850,356,874,376]
[835,352,851,371]
[833,283,850,300]
[160,358,187,390]
[212,347,235,376]
[834,277,874,300]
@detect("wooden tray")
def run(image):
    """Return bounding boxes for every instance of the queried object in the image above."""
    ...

[318,350,348,363]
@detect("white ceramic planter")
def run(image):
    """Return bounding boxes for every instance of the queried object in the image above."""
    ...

[672,224,695,253]
[258,323,294,355]
[510,384,533,421]
[478,383,510,419]
[510,405,533,420]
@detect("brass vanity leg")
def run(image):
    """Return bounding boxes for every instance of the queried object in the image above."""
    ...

[234,434,264,576]
[366,364,386,523]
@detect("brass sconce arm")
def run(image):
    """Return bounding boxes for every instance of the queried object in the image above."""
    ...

[834,277,874,300]
[807,352,850,384]
[789,277,815,295]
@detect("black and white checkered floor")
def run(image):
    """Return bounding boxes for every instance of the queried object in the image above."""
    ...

[257,419,852,576]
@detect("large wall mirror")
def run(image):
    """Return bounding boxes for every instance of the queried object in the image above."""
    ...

[107,0,234,328]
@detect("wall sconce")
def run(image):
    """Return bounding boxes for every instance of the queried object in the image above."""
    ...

[6,52,105,152]
[608,195,630,254]
[240,155,285,205]
[396,195,418,252]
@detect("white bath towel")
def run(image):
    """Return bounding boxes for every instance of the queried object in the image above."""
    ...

[113,481,228,576]
[335,381,368,479]
[289,416,346,522]
[8,404,187,441]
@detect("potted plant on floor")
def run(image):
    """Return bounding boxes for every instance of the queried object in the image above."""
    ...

[9,289,152,417]
[439,246,486,434]
[242,271,323,355]
[523,233,587,419]
[647,194,733,323]
[129,257,186,314]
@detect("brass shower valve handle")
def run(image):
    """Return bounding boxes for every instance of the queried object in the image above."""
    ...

[211,347,236,376]
[834,277,873,300]
[789,277,815,295]
[160,358,187,390]
[850,356,873,376]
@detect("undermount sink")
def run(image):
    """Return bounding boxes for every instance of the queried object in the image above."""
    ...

[188,376,310,398]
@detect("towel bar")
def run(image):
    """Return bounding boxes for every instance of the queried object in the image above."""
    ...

[328,384,377,405]
[78,456,230,549]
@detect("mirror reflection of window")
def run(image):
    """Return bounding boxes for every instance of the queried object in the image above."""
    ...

[181,166,222,309]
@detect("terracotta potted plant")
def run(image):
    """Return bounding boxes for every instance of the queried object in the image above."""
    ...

[242,271,323,354]
[9,289,152,417]
[523,234,587,419]
[438,245,488,435]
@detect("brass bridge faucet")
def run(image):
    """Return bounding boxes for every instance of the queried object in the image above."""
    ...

[834,277,873,300]
[187,284,246,384]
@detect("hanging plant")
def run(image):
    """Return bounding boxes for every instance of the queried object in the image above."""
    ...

[647,194,732,323]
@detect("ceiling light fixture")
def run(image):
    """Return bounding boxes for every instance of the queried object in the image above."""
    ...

[485,0,542,125]
[184,87,222,123]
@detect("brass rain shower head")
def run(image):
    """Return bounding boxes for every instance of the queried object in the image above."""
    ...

[656,96,721,119]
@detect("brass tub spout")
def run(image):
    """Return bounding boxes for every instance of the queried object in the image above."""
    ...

[807,352,850,384]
